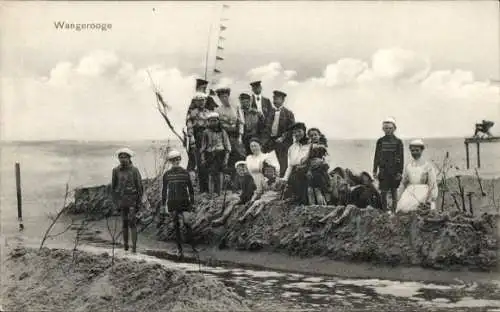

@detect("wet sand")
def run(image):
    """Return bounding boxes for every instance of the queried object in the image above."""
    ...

[81,215,500,285]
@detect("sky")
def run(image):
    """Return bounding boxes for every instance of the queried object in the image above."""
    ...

[0,1,499,141]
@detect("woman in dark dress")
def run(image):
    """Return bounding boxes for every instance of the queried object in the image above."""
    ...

[306,128,331,205]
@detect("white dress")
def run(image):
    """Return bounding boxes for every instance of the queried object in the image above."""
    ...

[246,152,281,195]
[396,158,438,213]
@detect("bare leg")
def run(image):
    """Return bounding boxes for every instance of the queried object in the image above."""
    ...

[315,189,327,206]
[130,207,138,253]
[380,191,388,212]
[208,175,214,196]
[390,188,398,213]
[307,187,316,205]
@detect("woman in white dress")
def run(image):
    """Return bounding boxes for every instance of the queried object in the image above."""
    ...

[245,138,280,202]
[396,139,438,213]
[239,138,280,221]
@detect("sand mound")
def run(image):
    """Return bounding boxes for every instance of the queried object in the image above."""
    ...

[66,175,499,271]
[1,247,249,312]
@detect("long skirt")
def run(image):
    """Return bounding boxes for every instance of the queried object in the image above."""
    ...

[396,184,435,212]
[285,166,309,205]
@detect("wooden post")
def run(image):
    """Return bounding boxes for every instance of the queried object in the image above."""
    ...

[15,162,24,231]
[476,141,481,168]
[464,142,470,169]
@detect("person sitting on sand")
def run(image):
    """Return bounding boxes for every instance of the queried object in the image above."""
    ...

[245,138,280,199]
[396,139,438,213]
[111,148,143,253]
[306,128,330,205]
[200,112,232,196]
[348,172,383,209]
[281,122,311,205]
[212,161,257,226]
[161,150,196,259]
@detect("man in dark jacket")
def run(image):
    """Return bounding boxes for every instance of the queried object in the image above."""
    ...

[263,90,295,177]
[250,81,273,122]
[373,117,404,212]
[161,149,196,259]
[111,148,143,253]
[240,92,265,155]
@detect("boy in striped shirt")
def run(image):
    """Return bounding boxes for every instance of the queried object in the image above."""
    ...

[373,117,404,213]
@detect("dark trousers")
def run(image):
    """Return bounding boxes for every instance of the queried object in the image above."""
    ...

[168,200,194,253]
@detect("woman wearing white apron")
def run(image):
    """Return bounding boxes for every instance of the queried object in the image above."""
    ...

[396,139,438,213]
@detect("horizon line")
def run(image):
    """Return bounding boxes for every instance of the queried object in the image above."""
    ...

[0,135,467,143]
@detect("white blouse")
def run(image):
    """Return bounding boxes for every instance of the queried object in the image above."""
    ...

[246,152,281,195]
[283,142,311,181]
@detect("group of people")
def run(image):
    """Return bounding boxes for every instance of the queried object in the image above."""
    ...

[110,78,439,256]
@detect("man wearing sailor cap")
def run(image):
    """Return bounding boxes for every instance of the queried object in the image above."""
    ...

[111,147,143,253]
[250,81,273,121]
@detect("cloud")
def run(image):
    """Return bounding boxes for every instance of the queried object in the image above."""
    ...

[1,48,498,141]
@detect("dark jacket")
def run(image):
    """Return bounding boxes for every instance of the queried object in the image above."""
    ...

[111,163,143,205]
[348,184,383,210]
[242,108,265,140]
[262,106,295,151]
[373,135,404,175]
[162,166,195,205]
[251,95,273,120]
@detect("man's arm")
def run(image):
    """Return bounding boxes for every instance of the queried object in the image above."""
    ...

[373,139,381,175]
[186,170,195,204]
[161,173,168,206]
[111,168,118,201]
[397,139,404,175]
[134,167,144,200]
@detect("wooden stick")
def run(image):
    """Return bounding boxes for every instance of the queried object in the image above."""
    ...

[15,162,24,231]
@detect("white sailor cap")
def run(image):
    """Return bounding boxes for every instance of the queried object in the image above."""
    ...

[167,150,182,160]
[116,147,134,158]
[409,139,425,147]
[206,111,220,119]
[234,161,247,168]
[382,117,397,126]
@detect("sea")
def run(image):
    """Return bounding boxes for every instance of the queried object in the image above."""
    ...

[1,138,499,237]
[1,138,500,310]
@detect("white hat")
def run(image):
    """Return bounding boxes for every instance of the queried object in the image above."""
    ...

[409,139,425,147]
[116,147,134,158]
[234,161,247,168]
[383,117,397,126]
[167,150,182,160]
[206,111,220,119]
[193,92,207,100]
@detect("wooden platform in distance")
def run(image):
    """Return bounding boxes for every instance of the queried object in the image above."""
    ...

[464,136,500,144]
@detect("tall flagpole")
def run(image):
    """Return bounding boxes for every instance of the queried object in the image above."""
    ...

[209,4,230,87]
[204,5,217,81]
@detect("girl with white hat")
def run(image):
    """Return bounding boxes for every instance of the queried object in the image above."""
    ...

[396,139,438,213]
[161,149,196,259]
[111,147,143,253]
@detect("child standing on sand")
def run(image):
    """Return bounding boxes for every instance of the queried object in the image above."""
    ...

[111,148,143,253]
[200,112,232,196]
[373,117,404,213]
[161,150,196,259]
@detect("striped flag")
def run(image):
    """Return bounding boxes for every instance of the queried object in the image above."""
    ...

[214,68,222,74]
[216,56,224,61]
[220,25,227,31]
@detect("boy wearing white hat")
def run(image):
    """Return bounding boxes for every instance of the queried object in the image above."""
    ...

[200,112,232,196]
[161,149,196,258]
[111,148,143,253]
[373,117,404,213]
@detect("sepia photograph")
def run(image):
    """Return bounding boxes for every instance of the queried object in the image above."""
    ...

[1,1,499,311]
